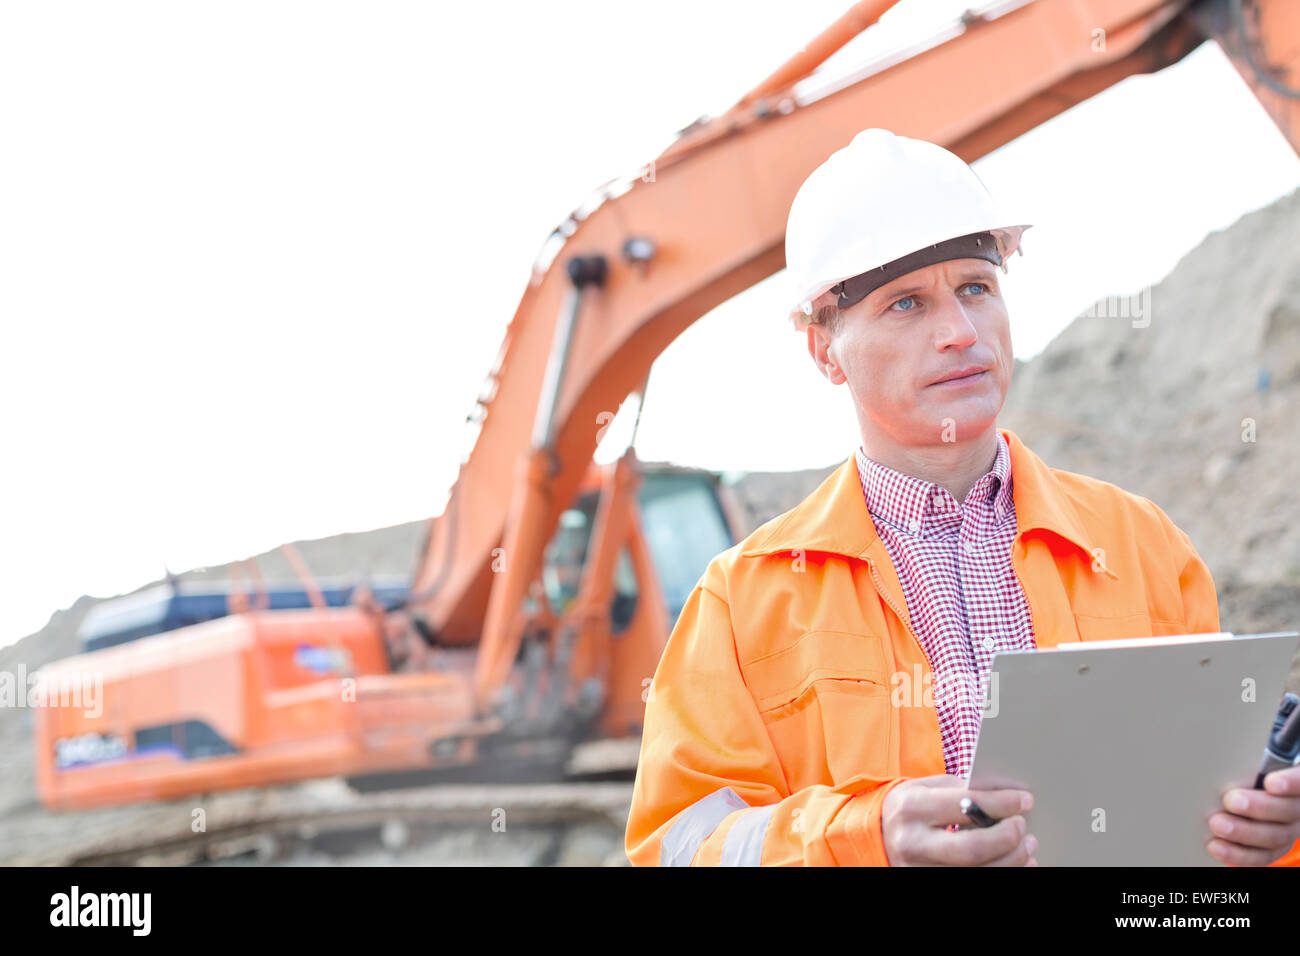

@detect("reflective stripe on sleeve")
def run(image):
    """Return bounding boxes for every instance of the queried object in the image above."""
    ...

[660,787,749,866]
[720,803,776,866]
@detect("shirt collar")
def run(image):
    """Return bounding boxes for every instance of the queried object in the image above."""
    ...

[855,432,1013,534]
[740,428,1093,562]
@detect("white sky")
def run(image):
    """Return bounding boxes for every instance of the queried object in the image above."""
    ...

[3,0,1299,647]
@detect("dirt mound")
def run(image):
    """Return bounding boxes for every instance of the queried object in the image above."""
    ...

[1001,186,1300,689]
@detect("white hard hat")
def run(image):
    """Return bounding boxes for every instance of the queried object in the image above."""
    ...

[785,128,1031,330]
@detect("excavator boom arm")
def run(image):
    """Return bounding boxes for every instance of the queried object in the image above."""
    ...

[410,0,1300,708]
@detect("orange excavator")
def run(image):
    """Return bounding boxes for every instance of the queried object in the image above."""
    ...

[35,0,1300,811]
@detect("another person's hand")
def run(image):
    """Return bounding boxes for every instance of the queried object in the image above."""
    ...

[1206,766,1300,866]
[882,774,1037,866]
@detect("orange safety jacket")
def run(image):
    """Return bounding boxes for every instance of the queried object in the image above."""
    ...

[626,428,1300,866]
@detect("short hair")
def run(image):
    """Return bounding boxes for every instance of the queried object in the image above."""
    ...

[810,299,842,335]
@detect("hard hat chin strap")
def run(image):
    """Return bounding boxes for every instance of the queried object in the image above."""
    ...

[830,231,1003,309]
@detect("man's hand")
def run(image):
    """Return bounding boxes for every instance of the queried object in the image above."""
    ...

[882,774,1037,866]
[1206,766,1300,866]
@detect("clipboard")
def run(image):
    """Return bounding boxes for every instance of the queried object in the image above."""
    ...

[967,630,1300,866]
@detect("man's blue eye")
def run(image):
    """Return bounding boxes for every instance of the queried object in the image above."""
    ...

[963,282,988,295]
[889,296,917,312]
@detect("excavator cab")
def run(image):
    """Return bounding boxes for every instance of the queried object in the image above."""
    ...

[632,470,736,623]
[542,506,636,628]
[525,457,741,744]
[541,464,735,631]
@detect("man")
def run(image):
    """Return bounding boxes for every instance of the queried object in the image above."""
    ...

[625,128,1300,867]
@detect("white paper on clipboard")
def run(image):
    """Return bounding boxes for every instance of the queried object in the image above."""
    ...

[967,630,1300,866]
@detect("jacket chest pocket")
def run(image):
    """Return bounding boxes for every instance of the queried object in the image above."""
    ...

[1073,611,1163,642]
[742,630,894,789]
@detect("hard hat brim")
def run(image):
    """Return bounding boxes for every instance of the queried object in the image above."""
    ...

[789,223,1032,330]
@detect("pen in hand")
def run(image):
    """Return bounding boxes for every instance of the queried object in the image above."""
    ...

[1255,692,1300,790]
[959,795,1000,828]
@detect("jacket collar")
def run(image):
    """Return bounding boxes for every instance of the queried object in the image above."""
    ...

[739,428,1095,561]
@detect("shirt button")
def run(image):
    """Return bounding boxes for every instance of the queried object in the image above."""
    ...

[932,496,946,511]
[963,541,976,555]
[982,636,995,651]
[907,518,921,533]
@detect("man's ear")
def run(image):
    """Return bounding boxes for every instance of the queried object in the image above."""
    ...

[806,322,844,385]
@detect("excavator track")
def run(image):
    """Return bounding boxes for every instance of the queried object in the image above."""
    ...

[47,779,634,867]
[14,739,643,867]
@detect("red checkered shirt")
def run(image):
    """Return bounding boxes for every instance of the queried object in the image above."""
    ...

[855,432,1036,778]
